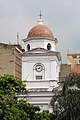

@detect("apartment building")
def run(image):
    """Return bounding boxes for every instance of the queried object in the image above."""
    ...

[0,43,23,80]
[67,53,80,66]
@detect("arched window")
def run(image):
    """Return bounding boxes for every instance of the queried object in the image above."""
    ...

[27,44,30,51]
[47,43,51,50]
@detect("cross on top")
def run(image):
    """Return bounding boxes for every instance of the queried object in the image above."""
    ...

[39,11,42,19]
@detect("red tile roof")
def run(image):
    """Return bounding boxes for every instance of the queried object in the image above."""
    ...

[71,65,80,74]
[27,24,54,39]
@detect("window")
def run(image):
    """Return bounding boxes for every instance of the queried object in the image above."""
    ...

[36,76,42,80]
[73,55,77,59]
[47,43,51,50]
[27,44,30,51]
[78,60,80,64]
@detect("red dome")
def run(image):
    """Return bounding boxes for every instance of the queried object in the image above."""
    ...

[27,24,54,39]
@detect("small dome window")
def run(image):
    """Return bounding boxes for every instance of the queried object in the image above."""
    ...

[47,43,51,50]
[27,44,30,51]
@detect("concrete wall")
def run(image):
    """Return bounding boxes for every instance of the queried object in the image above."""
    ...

[59,64,71,82]
[0,43,22,79]
[0,44,15,76]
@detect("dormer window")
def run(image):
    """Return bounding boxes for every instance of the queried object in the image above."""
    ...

[27,44,30,51]
[47,43,51,50]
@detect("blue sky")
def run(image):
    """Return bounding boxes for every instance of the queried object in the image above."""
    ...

[0,0,80,62]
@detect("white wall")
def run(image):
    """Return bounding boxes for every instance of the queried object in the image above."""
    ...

[22,55,59,84]
[25,39,56,51]
[22,36,60,91]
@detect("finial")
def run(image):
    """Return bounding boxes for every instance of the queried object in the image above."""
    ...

[39,10,42,19]
[38,10,43,25]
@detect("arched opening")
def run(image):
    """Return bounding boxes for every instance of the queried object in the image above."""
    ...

[27,44,30,51]
[47,43,51,50]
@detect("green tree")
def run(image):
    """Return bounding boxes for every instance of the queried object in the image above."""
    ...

[0,74,40,120]
[36,110,51,120]
[51,73,80,120]
[0,74,51,120]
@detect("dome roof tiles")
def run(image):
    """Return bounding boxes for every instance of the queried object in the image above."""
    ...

[27,24,54,39]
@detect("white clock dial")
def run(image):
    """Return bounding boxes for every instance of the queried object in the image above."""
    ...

[35,64,43,72]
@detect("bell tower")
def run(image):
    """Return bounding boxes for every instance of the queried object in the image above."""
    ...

[22,14,61,111]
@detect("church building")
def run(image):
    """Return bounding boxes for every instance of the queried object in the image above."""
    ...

[21,14,61,111]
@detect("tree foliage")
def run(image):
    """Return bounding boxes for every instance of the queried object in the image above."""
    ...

[0,74,51,120]
[51,73,80,120]
[0,74,27,100]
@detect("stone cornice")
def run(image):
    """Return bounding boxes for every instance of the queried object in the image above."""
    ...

[22,48,61,61]
[23,36,58,44]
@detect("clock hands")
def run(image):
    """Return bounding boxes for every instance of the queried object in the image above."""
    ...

[35,64,43,72]
[37,66,41,69]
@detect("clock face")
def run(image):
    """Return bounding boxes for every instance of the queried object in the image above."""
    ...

[35,64,43,72]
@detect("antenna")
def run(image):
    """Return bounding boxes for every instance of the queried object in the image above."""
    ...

[17,32,19,44]
[25,74,29,81]
[67,49,69,54]
[9,41,11,45]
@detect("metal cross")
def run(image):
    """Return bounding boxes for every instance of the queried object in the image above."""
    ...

[39,11,42,19]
